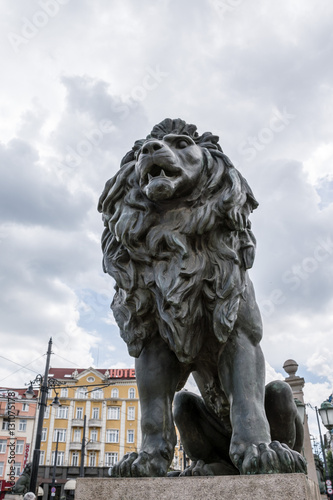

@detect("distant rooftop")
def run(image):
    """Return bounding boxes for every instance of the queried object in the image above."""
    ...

[49,367,136,380]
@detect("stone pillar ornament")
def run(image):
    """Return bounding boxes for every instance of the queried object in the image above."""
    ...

[283,359,320,487]
[98,118,307,477]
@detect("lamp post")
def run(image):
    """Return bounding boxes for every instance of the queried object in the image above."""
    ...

[25,338,62,496]
[50,431,59,497]
[79,415,87,477]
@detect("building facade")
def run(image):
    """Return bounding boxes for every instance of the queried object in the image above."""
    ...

[0,387,37,498]
[36,367,141,499]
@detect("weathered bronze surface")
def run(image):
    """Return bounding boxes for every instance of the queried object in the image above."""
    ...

[98,118,306,476]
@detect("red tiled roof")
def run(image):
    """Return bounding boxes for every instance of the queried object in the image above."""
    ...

[0,387,37,398]
[49,367,136,380]
[48,368,108,379]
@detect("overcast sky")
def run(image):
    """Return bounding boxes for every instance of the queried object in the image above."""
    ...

[1,0,333,440]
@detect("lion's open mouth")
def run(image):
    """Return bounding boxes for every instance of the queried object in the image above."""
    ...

[144,164,178,185]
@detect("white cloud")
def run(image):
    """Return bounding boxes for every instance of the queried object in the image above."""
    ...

[0,0,333,398]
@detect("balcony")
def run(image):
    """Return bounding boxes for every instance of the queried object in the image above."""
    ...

[86,441,101,451]
[69,442,82,450]
[88,419,102,427]
[72,418,84,427]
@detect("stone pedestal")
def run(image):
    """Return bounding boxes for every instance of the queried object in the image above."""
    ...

[76,474,321,500]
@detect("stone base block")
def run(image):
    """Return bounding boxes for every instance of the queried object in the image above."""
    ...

[76,473,320,500]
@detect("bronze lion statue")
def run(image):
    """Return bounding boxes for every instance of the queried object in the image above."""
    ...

[11,462,32,494]
[98,118,306,476]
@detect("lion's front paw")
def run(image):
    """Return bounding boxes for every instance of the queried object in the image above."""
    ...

[111,450,169,477]
[231,441,307,475]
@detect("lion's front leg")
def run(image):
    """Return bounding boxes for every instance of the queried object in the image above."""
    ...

[218,279,305,475]
[219,324,273,474]
[219,322,306,475]
[112,336,183,477]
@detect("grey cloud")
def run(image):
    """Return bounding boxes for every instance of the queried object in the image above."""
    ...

[0,138,91,229]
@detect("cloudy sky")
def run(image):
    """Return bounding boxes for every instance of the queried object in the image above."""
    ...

[1,0,333,439]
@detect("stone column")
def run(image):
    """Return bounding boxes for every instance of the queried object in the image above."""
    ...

[283,359,318,486]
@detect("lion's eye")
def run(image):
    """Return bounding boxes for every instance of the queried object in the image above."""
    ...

[176,140,189,149]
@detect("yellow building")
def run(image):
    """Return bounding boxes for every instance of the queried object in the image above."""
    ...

[34,367,140,484]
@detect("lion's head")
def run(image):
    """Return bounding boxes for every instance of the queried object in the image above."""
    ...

[98,119,258,362]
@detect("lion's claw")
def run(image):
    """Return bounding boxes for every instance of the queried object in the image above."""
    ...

[111,450,169,477]
[180,460,214,477]
[232,441,307,475]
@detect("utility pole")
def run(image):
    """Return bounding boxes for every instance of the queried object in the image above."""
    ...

[80,415,87,477]
[50,431,59,497]
[30,338,53,496]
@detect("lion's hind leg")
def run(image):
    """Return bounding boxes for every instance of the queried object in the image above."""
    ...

[173,390,238,476]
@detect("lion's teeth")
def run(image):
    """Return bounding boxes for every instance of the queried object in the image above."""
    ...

[160,169,166,177]
[148,173,153,182]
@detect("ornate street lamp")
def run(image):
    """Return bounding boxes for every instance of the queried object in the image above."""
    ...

[50,392,61,409]
[318,401,333,432]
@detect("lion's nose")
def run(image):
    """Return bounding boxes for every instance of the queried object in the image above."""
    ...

[141,140,163,155]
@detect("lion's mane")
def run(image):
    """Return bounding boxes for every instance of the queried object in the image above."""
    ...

[98,119,258,363]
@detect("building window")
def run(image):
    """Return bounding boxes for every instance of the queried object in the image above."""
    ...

[0,461,4,476]
[106,429,119,443]
[60,388,68,398]
[127,407,135,420]
[39,451,45,465]
[44,406,50,419]
[18,420,27,432]
[51,451,64,466]
[53,429,66,442]
[91,389,103,399]
[41,428,47,442]
[73,429,81,443]
[92,407,99,419]
[87,376,95,382]
[2,421,9,431]
[56,406,69,419]
[90,429,98,442]
[127,430,134,443]
[105,452,118,466]
[76,388,87,399]
[22,403,29,412]
[72,452,79,466]
[15,441,24,454]
[111,388,119,398]
[13,463,21,476]
[89,452,96,467]
[107,406,120,420]
[128,388,135,399]
[76,407,83,419]
[0,440,6,453]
